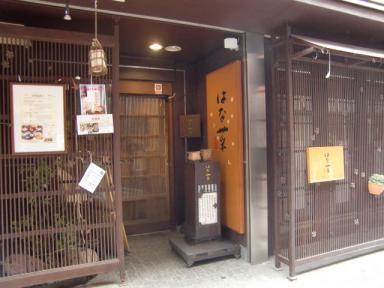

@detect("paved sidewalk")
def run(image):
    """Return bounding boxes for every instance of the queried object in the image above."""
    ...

[81,231,384,288]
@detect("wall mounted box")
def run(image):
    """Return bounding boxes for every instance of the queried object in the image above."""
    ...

[179,114,201,138]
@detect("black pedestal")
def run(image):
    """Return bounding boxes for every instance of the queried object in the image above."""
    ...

[169,236,241,267]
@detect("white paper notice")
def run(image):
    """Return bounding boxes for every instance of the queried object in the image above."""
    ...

[198,192,218,225]
[79,163,106,193]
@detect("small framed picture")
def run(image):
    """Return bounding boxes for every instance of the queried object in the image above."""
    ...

[11,83,66,154]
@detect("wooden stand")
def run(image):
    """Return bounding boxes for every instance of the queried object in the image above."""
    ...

[169,235,240,267]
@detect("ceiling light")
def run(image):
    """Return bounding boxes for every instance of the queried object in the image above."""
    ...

[63,0,72,21]
[165,45,182,52]
[149,43,163,51]
[112,0,126,2]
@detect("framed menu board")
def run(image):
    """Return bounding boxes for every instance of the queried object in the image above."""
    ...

[11,83,66,154]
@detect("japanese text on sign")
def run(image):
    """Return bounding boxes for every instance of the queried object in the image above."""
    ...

[216,91,229,151]
[306,146,345,183]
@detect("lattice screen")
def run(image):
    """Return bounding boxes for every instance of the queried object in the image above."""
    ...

[0,32,119,283]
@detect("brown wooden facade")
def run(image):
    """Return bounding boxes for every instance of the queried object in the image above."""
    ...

[272,30,384,278]
[0,22,125,287]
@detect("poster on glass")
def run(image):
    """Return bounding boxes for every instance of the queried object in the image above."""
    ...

[79,84,107,115]
[11,83,66,154]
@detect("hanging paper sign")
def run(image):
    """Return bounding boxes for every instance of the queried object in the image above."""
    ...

[154,83,163,95]
[79,84,107,115]
[79,162,106,193]
[77,114,114,135]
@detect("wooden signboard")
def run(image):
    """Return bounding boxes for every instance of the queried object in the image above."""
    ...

[306,146,345,183]
[206,60,245,234]
[179,114,201,138]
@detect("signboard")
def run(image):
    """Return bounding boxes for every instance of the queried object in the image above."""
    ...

[77,114,114,135]
[306,146,345,183]
[206,60,245,234]
[79,84,107,115]
[179,114,201,138]
[11,83,65,154]
[198,192,218,225]
[154,83,163,95]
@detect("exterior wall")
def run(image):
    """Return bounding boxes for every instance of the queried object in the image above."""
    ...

[272,36,384,276]
[0,23,124,287]
[188,40,247,247]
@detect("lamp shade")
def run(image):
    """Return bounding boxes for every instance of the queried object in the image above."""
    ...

[89,38,107,76]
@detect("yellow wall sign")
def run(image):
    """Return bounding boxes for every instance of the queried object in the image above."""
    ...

[206,60,245,234]
[306,146,345,183]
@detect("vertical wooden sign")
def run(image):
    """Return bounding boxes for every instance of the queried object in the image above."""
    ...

[206,60,245,234]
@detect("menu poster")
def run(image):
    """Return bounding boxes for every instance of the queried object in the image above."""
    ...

[77,114,114,135]
[79,84,107,115]
[11,84,66,154]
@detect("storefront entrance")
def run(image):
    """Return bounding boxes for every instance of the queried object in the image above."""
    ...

[0,2,254,285]
[120,80,173,235]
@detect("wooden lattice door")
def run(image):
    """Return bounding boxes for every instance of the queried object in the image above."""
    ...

[120,93,171,234]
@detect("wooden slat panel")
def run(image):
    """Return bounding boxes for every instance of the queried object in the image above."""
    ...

[120,80,172,96]
[120,94,171,234]
[273,38,384,275]
[0,26,120,286]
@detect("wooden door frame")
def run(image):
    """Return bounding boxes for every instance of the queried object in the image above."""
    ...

[119,80,175,233]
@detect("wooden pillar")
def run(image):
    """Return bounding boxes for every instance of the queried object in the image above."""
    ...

[112,18,126,283]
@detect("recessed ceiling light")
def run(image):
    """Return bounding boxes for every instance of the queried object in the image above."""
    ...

[112,0,126,2]
[165,45,182,52]
[149,43,163,51]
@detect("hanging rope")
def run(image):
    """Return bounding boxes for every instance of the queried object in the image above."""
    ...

[94,0,98,40]
[89,0,107,77]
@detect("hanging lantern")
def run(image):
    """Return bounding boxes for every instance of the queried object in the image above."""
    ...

[89,0,107,77]
[89,38,107,76]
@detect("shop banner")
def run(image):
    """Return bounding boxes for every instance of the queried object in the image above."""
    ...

[206,60,245,234]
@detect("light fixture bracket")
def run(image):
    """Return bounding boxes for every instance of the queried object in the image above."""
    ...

[63,0,72,21]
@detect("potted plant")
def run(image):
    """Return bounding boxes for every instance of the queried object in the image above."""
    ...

[368,174,384,195]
